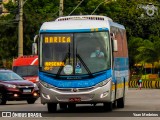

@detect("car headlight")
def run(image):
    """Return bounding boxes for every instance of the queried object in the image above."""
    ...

[40,81,53,88]
[95,78,111,87]
[36,77,39,82]
[4,84,16,88]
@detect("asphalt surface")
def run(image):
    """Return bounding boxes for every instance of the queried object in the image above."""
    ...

[0,88,160,120]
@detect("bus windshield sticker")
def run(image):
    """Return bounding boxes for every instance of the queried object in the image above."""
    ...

[63,65,73,75]
[75,62,82,74]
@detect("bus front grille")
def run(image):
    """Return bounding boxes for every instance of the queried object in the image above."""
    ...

[56,94,94,102]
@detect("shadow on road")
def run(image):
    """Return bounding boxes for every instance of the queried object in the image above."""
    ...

[41,106,127,117]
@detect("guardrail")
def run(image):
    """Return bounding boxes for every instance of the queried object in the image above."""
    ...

[129,80,160,89]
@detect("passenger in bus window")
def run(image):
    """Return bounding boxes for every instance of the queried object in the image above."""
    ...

[90,46,104,58]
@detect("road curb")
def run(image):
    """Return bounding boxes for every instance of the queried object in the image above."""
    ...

[129,80,160,89]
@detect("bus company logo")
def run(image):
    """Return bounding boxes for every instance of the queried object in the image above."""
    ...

[71,88,79,92]
[137,3,158,18]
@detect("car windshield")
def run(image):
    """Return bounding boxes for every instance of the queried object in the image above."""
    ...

[0,72,23,81]
[40,31,111,76]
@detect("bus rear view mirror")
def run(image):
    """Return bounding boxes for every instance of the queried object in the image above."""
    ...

[32,35,39,55]
[113,39,118,52]
[34,35,39,43]
[32,43,37,55]
[110,33,118,52]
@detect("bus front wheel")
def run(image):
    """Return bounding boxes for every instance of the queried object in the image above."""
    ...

[59,103,67,109]
[103,102,112,111]
[47,103,57,113]
[117,97,124,108]
[68,104,76,110]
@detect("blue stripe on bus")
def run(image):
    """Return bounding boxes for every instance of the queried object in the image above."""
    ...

[112,57,129,84]
[114,57,129,71]
[39,69,111,88]
[40,28,109,33]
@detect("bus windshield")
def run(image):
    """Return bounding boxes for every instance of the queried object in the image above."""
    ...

[41,31,111,76]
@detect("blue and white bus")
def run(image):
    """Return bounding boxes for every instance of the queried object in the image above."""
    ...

[33,15,129,112]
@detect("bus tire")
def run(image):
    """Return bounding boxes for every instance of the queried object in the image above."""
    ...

[117,79,125,108]
[112,101,116,108]
[103,102,112,111]
[68,104,76,110]
[47,103,57,113]
[117,97,124,108]
[59,103,67,109]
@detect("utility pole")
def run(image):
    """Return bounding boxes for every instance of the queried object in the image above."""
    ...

[59,0,64,16]
[18,0,23,57]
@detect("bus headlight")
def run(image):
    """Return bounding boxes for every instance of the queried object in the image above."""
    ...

[95,78,111,87]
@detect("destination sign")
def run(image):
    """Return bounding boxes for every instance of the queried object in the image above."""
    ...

[44,62,65,67]
[44,36,71,43]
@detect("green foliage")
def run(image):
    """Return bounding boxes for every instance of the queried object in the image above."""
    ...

[0,0,160,69]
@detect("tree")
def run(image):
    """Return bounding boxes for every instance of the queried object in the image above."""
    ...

[135,38,160,73]
[128,37,144,67]
[0,0,160,70]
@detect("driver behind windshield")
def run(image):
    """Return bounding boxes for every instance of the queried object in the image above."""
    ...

[90,46,104,58]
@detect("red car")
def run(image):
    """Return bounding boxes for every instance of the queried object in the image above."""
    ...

[0,69,39,105]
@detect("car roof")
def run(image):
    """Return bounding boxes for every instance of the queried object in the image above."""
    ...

[0,69,13,73]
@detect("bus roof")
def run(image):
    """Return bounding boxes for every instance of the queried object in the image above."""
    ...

[55,15,113,21]
[12,55,38,66]
[109,21,125,29]
[40,15,114,32]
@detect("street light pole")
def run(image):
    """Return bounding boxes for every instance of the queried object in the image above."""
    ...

[18,0,23,57]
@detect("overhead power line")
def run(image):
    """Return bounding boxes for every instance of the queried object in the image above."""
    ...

[91,0,116,15]
[68,0,84,16]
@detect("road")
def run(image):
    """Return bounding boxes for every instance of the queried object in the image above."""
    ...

[0,88,160,120]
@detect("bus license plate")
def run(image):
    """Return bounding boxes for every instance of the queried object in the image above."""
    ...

[69,97,81,102]
[23,89,31,93]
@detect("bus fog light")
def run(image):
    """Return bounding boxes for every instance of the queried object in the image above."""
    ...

[42,93,50,100]
[100,91,109,98]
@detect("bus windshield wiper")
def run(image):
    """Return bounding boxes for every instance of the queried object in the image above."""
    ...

[56,53,69,78]
[76,54,94,78]
[56,43,71,78]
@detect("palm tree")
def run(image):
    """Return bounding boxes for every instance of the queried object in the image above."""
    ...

[135,39,160,74]
[128,37,144,67]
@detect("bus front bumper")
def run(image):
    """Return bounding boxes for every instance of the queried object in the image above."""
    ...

[39,80,112,104]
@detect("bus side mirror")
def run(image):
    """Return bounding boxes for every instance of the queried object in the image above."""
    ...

[110,33,118,52]
[34,35,39,43]
[113,39,118,52]
[32,43,37,55]
[32,35,39,55]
